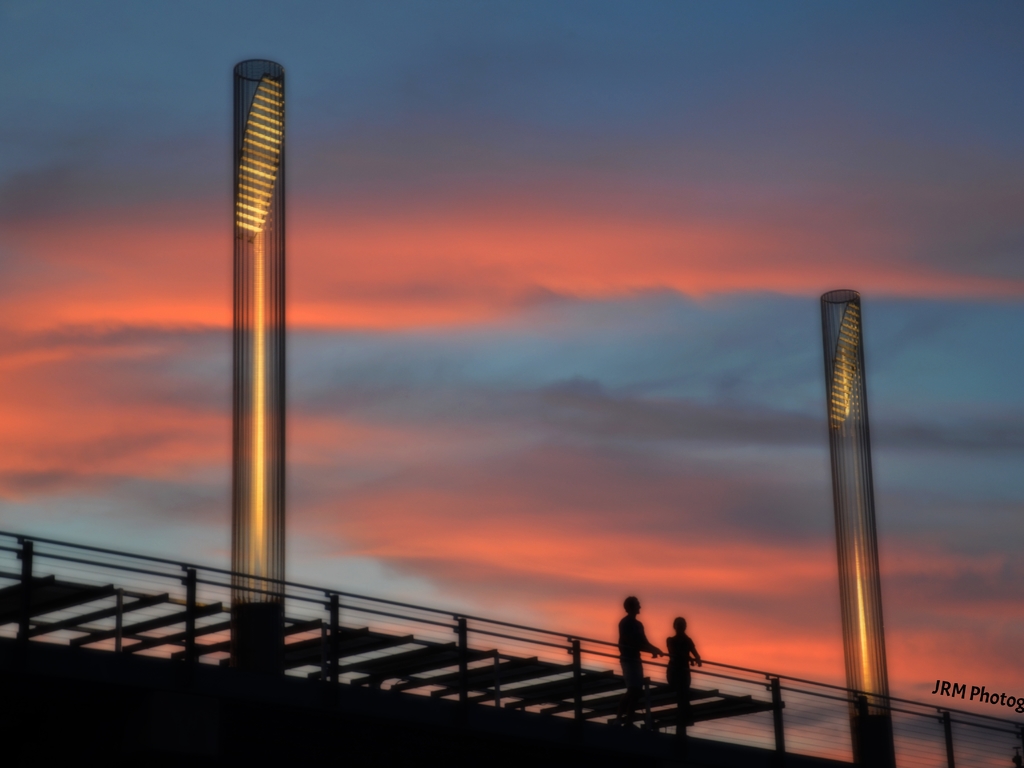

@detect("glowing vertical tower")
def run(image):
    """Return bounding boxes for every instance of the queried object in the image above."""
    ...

[821,290,894,765]
[232,60,285,670]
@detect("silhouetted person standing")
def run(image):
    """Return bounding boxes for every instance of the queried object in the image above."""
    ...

[666,616,701,752]
[616,596,662,726]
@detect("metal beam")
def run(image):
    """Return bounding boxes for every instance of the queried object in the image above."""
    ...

[126,620,232,654]
[29,593,170,638]
[71,602,224,647]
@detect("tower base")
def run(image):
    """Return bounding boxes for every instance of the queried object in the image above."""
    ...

[231,602,284,673]
[853,713,896,768]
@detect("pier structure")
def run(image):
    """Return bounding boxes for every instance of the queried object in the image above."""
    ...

[1,532,1021,767]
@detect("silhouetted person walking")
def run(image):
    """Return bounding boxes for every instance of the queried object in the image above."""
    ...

[666,616,701,753]
[616,596,662,727]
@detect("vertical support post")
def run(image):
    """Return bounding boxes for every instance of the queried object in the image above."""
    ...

[855,694,869,763]
[942,710,955,768]
[853,692,896,768]
[329,593,340,685]
[319,624,327,680]
[771,677,786,764]
[114,589,124,653]
[493,651,501,708]
[569,638,585,720]
[456,617,468,705]
[643,677,654,730]
[571,638,583,721]
[184,568,197,664]
[18,539,33,646]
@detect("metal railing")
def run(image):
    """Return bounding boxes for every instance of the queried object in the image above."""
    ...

[0,530,1020,767]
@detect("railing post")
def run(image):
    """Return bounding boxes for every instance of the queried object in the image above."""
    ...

[570,638,583,721]
[456,616,468,705]
[643,677,654,730]
[940,710,954,768]
[184,568,197,664]
[18,539,33,646]
[114,588,124,653]
[329,593,340,685]
[493,650,501,708]
[771,677,786,765]
[320,623,328,680]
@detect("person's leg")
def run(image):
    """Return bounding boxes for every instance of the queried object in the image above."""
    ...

[618,659,642,726]
[676,672,692,758]
[673,686,688,759]
[617,660,632,724]
[624,687,641,726]
[674,686,684,733]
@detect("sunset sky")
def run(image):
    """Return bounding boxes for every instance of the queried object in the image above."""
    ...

[1,1,1022,704]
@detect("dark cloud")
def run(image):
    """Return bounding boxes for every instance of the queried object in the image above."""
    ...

[536,379,820,445]
[0,469,98,496]
[875,419,1024,453]
[0,324,229,411]
[0,469,227,523]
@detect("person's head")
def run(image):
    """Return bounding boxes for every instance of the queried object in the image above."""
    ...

[673,617,687,634]
[623,596,640,615]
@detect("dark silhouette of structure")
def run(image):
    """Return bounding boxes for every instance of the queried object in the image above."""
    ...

[3,532,1021,766]
[232,60,286,673]
[821,290,895,767]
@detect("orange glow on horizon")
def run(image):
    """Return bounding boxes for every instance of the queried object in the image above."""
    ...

[3,201,1023,335]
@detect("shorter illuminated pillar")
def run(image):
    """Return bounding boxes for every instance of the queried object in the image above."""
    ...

[821,290,895,767]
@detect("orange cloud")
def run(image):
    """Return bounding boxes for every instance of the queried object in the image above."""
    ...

[311,497,845,681]
[0,332,225,496]
[290,462,1021,691]
[4,197,1022,335]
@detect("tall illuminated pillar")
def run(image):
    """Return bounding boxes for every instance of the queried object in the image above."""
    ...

[821,290,894,766]
[232,60,286,671]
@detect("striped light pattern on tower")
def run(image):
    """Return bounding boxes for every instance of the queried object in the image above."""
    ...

[821,290,891,714]
[232,60,285,606]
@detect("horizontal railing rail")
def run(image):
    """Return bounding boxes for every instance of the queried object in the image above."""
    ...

[0,530,1021,767]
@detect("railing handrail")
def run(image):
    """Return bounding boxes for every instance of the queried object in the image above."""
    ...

[3,529,1022,731]
[0,529,617,643]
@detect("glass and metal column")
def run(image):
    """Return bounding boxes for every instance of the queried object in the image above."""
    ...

[821,290,895,766]
[232,60,286,671]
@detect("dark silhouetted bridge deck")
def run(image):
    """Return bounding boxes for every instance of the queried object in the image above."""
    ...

[0,532,1020,767]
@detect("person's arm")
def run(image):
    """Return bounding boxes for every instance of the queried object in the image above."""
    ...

[689,639,702,667]
[638,624,663,657]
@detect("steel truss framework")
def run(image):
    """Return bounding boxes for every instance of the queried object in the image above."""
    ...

[2,532,1021,767]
